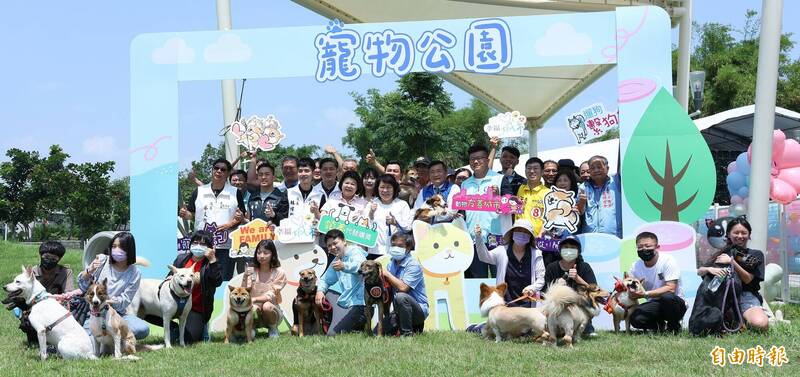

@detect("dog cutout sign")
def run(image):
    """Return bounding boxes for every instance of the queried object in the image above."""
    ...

[451,190,523,215]
[541,187,580,233]
[229,218,275,258]
[565,103,619,145]
[228,114,285,152]
[483,111,527,139]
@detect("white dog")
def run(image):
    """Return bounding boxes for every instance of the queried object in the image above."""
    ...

[129,265,195,347]
[4,266,95,360]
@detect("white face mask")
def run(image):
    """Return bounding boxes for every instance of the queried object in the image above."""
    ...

[560,248,579,261]
[388,246,407,260]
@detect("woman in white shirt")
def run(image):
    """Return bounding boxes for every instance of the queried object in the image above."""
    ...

[367,174,413,259]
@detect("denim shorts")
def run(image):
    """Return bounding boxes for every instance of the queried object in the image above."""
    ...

[739,291,762,313]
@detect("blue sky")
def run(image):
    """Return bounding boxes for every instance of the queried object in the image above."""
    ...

[1,1,798,178]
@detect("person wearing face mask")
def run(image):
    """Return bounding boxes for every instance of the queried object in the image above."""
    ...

[160,230,222,344]
[695,217,768,332]
[627,231,686,334]
[79,232,150,340]
[381,232,428,336]
[542,237,597,336]
[33,241,75,295]
[474,220,545,307]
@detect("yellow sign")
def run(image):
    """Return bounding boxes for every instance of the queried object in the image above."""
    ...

[229,218,275,258]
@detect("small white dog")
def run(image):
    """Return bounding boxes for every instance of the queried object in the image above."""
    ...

[4,266,95,360]
[129,265,195,347]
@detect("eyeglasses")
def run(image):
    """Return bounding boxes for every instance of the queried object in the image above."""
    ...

[213,166,228,172]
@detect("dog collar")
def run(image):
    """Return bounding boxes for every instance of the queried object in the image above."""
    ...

[29,291,51,306]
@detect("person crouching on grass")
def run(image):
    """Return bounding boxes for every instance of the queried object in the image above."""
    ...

[381,232,428,336]
[316,229,367,335]
[242,239,287,338]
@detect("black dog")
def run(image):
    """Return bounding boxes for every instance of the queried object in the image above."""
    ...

[291,268,332,336]
[2,292,38,347]
[359,260,393,336]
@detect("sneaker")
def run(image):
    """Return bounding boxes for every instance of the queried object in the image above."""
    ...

[588,332,598,337]
[268,326,279,338]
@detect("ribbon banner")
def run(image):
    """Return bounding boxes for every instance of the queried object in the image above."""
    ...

[229,218,275,258]
[451,191,524,214]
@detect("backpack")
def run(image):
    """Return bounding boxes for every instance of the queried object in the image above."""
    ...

[688,269,743,336]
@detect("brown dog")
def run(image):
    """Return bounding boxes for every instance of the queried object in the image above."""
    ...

[225,286,255,344]
[542,281,609,347]
[85,278,138,359]
[359,260,392,336]
[292,268,331,336]
[478,283,548,343]
[609,273,645,333]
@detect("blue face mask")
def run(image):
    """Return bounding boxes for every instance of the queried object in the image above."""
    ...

[388,246,407,261]
[190,245,207,258]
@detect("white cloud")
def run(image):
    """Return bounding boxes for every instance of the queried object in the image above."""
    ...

[151,37,195,64]
[82,136,116,158]
[535,23,592,57]
[203,34,252,63]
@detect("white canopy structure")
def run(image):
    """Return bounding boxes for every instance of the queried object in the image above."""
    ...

[695,105,800,151]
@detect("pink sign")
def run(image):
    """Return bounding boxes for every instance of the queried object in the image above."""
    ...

[451,191,523,214]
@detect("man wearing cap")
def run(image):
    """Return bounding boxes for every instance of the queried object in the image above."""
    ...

[414,160,460,209]
[413,157,431,190]
[542,236,598,335]
[474,220,545,307]
[497,146,527,197]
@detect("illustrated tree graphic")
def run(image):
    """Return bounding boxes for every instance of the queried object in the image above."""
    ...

[623,88,716,223]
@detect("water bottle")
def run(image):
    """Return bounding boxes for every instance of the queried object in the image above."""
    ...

[708,267,729,292]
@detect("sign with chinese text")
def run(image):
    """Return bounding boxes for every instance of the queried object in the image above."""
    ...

[451,191,523,214]
[229,218,275,258]
[317,213,378,248]
[565,103,619,144]
[484,111,527,139]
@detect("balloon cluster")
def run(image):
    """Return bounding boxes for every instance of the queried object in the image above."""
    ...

[726,130,800,208]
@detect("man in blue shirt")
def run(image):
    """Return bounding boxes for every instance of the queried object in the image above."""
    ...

[383,232,428,336]
[578,155,622,237]
[316,229,367,335]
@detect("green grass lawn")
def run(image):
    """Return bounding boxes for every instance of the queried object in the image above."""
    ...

[1,241,798,376]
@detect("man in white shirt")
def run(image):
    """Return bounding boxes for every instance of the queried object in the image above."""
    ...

[312,157,341,210]
[628,231,687,334]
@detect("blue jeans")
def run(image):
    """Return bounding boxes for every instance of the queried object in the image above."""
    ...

[83,313,150,340]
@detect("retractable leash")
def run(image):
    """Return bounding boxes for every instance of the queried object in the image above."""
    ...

[720,267,746,333]
[505,293,540,306]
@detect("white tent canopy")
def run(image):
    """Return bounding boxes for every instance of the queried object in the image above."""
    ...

[694,105,800,151]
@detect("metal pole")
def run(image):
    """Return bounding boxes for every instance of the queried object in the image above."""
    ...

[748,0,783,254]
[216,0,240,166]
[675,1,692,110]
[527,122,538,157]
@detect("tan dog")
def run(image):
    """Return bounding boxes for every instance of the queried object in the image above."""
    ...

[414,194,458,223]
[360,260,392,336]
[608,273,645,333]
[85,279,138,359]
[479,283,548,343]
[225,286,255,344]
[292,268,330,336]
[542,281,609,347]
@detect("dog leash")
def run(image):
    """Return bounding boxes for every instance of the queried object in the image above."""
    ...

[720,273,745,333]
[505,293,540,306]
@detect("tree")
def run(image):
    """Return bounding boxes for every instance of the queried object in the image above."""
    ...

[0,148,42,238]
[63,161,115,240]
[108,177,129,230]
[30,145,71,239]
[344,73,494,169]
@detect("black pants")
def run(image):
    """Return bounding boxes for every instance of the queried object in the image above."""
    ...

[329,305,366,335]
[465,243,497,279]
[144,310,207,344]
[217,248,234,281]
[383,292,425,336]
[629,293,687,330]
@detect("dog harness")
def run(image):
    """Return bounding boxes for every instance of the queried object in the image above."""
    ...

[158,278,189,316]
[30,292,74,334]
[89,306,110,336]
[233,309,250,331]
[367,275,391,304]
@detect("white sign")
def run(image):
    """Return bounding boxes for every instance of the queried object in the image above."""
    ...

[483,111,527,139]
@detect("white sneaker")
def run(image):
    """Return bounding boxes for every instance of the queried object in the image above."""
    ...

[268,326,279,338]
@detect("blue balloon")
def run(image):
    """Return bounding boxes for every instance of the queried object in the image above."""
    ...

[727,171,745,193]
[736,152,751,176]
[738,186,749,198]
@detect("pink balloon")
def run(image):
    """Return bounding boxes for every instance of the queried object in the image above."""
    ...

[779,139,800,169]
[730,195,743,204]
[770,178,798,205]
[748,129,786,162]
[777,166,800,192]
[727,161,737,174]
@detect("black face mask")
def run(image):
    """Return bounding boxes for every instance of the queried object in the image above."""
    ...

[40,254,60,270]
[637,248,656,262]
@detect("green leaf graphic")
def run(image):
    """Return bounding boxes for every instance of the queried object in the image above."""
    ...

[623,88,716,223]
